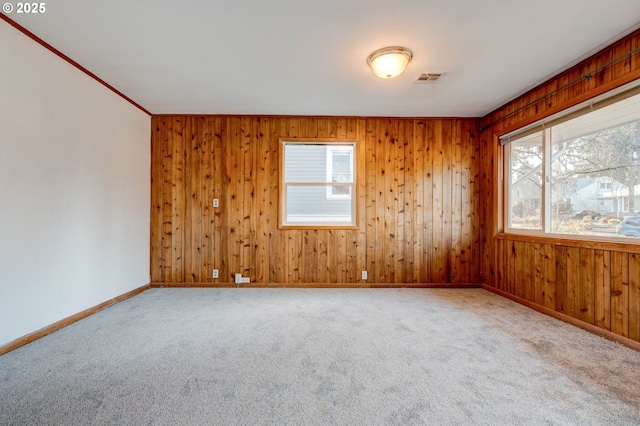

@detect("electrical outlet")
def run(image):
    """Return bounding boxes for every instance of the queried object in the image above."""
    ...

[213,198,219,208]
[235,273,242,284]
[362,270,368,280]
[212,269,219,279]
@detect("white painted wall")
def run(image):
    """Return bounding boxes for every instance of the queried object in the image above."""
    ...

[0,21,150,346]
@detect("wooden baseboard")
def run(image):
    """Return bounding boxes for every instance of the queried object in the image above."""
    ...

[482,284,640,352]
[150,282,483,289]
[0,284,150,356]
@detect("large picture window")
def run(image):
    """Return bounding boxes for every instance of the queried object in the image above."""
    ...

[280,140,357,228]
[504,84,640,240]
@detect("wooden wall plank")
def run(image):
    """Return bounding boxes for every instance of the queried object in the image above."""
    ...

[413,120,426,283]
[461,122,472,282]
[269,118,285,283]
[162,118,174,282]
[543,243,556,310]
[507,240,516,294]
[451,120,462,283]
[184,117,198,283]
[355,118,368,284]
[193,117,205,282]
[594,250,611,330]
[471,125,481,284]
[566,247,581,318]
[228,117,242,280]
[536,242,546,305]
[611,251,630,337]
[212,117,224,282]
[240,117,253,279]
[555,246,568,314]
[403,120,415,283]
[364,119,377,282]
[198,117,211,283]
[383,119,395,283]
[495,238,504,291]
[394,120,406,284]
[431,120,444,282]
[150,117,164,282]
[525,242,535,300]
[441,120,453,283]
[628,253,640,341]
[579,248,595,324]
[254,117,270,284]
[170,117,185,283]
[514,241,527,299]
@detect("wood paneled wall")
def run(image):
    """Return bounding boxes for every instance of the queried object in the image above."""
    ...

[151,116,481,285]
[480,28,640,343]
[493,238,640,341]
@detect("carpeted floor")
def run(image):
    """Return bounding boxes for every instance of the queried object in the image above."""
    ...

[1,288,640,425]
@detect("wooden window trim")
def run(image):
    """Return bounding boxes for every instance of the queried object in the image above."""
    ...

[496,232,640,254]
[279,138,359,230]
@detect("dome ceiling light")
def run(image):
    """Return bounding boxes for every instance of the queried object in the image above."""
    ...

[367,46,413,79]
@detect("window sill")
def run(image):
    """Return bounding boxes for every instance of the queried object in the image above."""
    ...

[279,224,359,230]
[496,232,640,254]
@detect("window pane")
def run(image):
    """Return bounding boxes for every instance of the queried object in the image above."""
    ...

[284,144,327,183]
[284,144,354,183]
[331,184,351,197]
[285,185,353,224]
[551,119,640,237]
[510,132,543,230]
[331,151,353,182]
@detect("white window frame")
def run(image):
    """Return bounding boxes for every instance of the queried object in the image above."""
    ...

[280,139,358,229]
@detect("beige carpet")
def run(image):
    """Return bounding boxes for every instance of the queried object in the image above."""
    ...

[1,288,639,425]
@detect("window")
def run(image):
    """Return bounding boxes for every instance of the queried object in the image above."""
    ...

[504,84,640,240]
[280,140,357,228]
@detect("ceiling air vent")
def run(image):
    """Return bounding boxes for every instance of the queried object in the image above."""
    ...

[414,73,444,84]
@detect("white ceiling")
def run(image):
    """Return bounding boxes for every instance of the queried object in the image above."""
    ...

[5,1,640,117]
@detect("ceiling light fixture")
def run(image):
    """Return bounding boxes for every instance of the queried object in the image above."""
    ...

[367,46,413,79]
